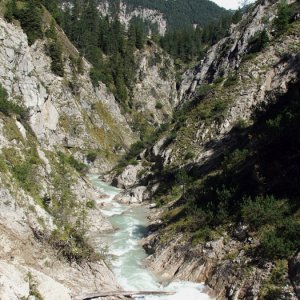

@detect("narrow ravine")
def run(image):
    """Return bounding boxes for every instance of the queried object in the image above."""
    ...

[89,175,213,300]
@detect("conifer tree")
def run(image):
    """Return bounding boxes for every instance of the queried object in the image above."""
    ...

[19,0,43,45]
[4,0,16,23]
[274,1,290,33]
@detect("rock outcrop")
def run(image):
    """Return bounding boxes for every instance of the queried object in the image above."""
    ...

[97,0,167,36]
[179,0,296,100]
[0,175,121,299]
[143,215,298,300]
[151,0,300,168]
[132,42,178,125]
[0,17,134,171]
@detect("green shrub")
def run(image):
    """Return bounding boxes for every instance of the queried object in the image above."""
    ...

[126,141,145,160]
[3,147,41,196]
[48,42,64,77]
[4,0,16,22]
[68,156,87,173]
[57,152,87,174]
[213,99,228,113]
[196,84,214,98]
[86,151,97,163]
[0,156,7,173]
[192,226,215,243]
[155,102,163,109]
[247,29,269,54]
[242,52,257,62]
[270,260,287,285]
[15,0,44,45]
[260,230,293,259]
[185,151,195,160]
[86,199,96,209]
[76,56,84,74]
[129,158,139,166]
[223,149,250,172]
[45,20,57,39]
[27,272,43,300]
[12,163,31,184]
[213,77,224,85]
[224,74,238,87]
[199,108,213,120]
[273,1,292,34]
[0,84,27,118]
[50,225,100,263]
[241,196,289,230]
[234,118,249,130]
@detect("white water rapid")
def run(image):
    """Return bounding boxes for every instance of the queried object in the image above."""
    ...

[90,175,213,300]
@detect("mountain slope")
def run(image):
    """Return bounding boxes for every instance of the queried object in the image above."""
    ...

[69,0,228,36]
[0,3,132,298]
[113,0,300,298]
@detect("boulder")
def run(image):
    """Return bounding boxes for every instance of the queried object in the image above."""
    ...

[130,186,147,202]
[114,186,147,204]
[113,164,143,189]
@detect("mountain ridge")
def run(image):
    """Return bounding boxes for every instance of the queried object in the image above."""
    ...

[62,0,229,35]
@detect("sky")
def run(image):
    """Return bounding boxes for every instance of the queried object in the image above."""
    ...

[210,0,246,10]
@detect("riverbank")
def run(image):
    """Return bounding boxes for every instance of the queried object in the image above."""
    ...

[89,175,213,300]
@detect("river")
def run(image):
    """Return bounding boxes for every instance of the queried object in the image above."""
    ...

[89,175,212,300]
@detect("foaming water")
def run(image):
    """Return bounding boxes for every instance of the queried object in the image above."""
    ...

[89,175,213,300]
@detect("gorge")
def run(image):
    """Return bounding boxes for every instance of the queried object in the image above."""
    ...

[0,0,299,299]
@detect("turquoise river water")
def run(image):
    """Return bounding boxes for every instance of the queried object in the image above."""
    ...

[90,175,213,300]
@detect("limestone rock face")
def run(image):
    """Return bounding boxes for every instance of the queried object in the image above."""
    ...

[133,1,300,299]
[113,163,144,189]
[0,178,121,299]
[132,42,178,125]
[151,0,300,169]
[0,17,134,171]
[114,185,147,204]
[179,1,279,100]
[97,0,167,36]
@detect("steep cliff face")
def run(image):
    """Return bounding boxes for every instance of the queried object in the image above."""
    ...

[179,0,291,99]
[0,17,135,171]
[153,0,300,169]
[132,42,178,125]
[97,0,167,35]
[0,13,132,300]
[115,0,300,183]
[96,0,227,32]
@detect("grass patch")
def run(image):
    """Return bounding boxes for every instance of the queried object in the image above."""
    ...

[0,84,27,119]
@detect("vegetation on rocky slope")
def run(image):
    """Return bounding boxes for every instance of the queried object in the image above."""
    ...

[0,84,98,263]
[121,0,228,30]
[4,0,235,113]
[123,2,300,298]
[159,80,300,255]
[1,0,300,298]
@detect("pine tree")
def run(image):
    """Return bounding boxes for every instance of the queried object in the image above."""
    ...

[4,0,16,23]
[274,1,291,33]
[19,0,43,45]
[48,42,64,77]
